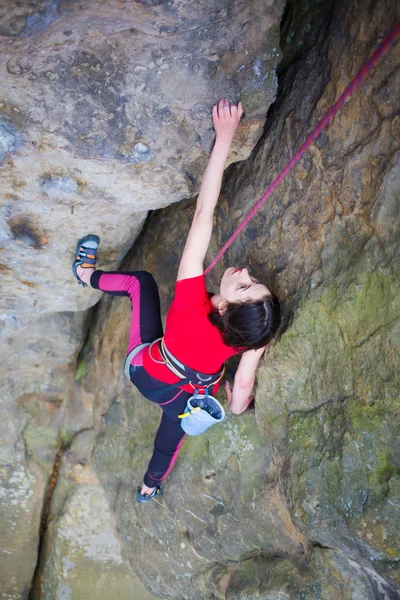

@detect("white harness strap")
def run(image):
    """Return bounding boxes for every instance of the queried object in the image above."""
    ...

[123,343,151,379]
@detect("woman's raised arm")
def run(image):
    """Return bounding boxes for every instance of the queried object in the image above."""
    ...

[177,98,243,281]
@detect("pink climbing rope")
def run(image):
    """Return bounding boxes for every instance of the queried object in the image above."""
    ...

[205,22,400,275]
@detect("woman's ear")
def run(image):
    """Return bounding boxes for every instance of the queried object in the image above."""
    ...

[217,299,227,315]
[211,293,227,314]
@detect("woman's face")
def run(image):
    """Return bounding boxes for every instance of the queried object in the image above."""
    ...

[220,267,271,304]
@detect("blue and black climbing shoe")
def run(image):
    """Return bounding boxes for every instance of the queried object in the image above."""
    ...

[136,484,163,504]
[72,234,100,288]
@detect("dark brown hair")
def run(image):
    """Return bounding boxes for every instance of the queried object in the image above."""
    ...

[208,294,281,351]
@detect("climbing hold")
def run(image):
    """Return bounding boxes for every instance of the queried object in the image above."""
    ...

[133,143,151,163]
[41,176,78,200]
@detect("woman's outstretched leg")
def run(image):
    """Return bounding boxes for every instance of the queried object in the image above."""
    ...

[140,411,186,494]
[138,389,189,498]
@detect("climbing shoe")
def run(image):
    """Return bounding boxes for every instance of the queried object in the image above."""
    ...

[136,484,163,504]
[72,234,100,288]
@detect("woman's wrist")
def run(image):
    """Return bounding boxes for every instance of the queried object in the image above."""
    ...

[214,133,235,151]
[211,136,234,164]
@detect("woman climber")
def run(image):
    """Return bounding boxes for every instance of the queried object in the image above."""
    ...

[72,98,281,502]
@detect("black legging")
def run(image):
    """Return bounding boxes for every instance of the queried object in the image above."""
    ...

[91,270,190,487]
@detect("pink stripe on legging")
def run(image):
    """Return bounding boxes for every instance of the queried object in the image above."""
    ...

[158,389,184,406]
[148,435,186,481]
[97,272,142,353]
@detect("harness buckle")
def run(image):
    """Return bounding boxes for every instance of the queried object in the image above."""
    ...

[156,337,225,390]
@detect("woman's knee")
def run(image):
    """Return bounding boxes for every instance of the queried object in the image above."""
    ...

[134,271,157,285]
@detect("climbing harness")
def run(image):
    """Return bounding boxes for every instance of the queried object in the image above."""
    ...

[124,337,226,435]
[158,337,225,390]
[124,336,225,390]
[123,337,225,385]
[123,342,151,378]
[205,23,400,275]
[156,338,226,435]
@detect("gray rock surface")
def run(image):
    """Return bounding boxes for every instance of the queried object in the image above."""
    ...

[33,431,155,600]
[0,0,283,332]
[88,0,399,597]
[1,0,400,598]
[0,1,284,598]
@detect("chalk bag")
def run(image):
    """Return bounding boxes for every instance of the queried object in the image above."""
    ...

[178,388,225,436]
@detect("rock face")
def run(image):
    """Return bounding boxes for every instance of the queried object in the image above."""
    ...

[0,1,284,598]
[0,0,282,331]
[1,0,400,598]
[0,310,88,600]
[88,0,399,597]
[31,430,155,600]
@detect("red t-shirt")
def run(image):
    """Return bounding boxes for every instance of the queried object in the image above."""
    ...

[142,274,239,390]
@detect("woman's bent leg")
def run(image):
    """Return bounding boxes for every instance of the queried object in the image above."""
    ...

[90,270,163,351]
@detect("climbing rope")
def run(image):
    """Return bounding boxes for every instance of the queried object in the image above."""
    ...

[205,22,400,275]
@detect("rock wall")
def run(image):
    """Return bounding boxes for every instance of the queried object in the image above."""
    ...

[89,0,400,597]
[0,0,282,329]
[1,0,400,598]
[0,1,285,598]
